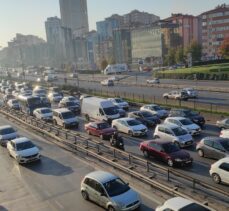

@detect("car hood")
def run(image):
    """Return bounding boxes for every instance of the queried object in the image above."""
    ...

[169,150,190,159]
[111,188,140,208]
[41,113,52,118]
[17,147,39,157]
[65,117,78,123]
[130,124,147,131]
[177,134,193,142]
[117,102,128,107]
[0,132,17,140]
[184,124,200,130]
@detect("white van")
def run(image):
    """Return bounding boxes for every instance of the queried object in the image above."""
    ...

[53,108,79,128]
[81,97,120,123]
[103,64,128,75]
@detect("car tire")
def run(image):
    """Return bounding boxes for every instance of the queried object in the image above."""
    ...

[86,129,91,135]
[63,123,67,129]
[154,135,159,138]
[163,96,168,99]
[53,119,57,125]
[167,159,174,167]
[100,134,104,140]
[198,149,204,157]
[81,191,89,200]
[143,150,149,158]
[108,205,115,211]
[212,173,221,184]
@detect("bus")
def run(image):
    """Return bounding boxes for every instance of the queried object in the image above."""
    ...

[18,96,43,115]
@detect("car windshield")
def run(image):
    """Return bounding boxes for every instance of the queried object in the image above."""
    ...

[98,122,110,129]
[40,109,52,114]
[62,111,75,119]
[0,127,15,135]
[53,93,60,97]
[115,98,124,103]
[35,90,46,95]
[162,143,180,153]
[180,203,211,211]
[103,107,118,115]
[127,119,141,126]
[172,127,187,136]
[141,111,153,118]
[151,106,162,111]
[66,101,76,107]
[184,110,198,116]
[103,178,130,197]
[68,97,75,101]
[28,97,41,106]
[12,100,18,104]
[180,119,193,125]
[16,140,35,151]
[220,140,229,151]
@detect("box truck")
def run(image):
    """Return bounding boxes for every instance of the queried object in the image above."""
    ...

[103,64,128,75]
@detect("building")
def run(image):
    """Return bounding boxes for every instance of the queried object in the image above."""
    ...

[59,0,89,37]
[201,4,229,60]
[45,17,74,67]
[113,28,132,64]
[164,13,201,48]
[123,10,160,27]
[131,21,181,64]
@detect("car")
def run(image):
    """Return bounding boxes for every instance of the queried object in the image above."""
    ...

[209,157,229,184]
[7,99,20,110]
[112,117,148,137]
[169,109,205,127]
[108,98,129,110]
[154,124,193,148]
[60,96,80,105]
[163,90,189,100]
[33,88,47,97]
[128,111,160,127]
[33,107,53,121]
[5,88,13,95]
[48,92,63,103]
[140,104,168,119]
[156,197,212,211]
[196,137,229,159]
[114,105,126,118]
[40,96,51,107]
[140,140,193,167]
[36,77,44,83]
[3,94,14,103]
[81,171,141,211]
[146,78,160,84]
[7,137,41,164]
[1,85,9,93]
[12,90,20,97]
[164,117,201,136]
[58,101,80,114]
[0,125,18,146]
[216,118,229,130]
[70,73,78,78]
[101,79,114,86]
[85,121,116,140]
[220,129,229,138]
[53,108,79,128]
[49,87,63,97]
[20,87,32,95]
[182,88,198,98]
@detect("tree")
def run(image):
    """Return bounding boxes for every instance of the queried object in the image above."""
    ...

[165,48,176,66]
[175,47,184,64]
[219,37,229,59]
[186,41,202,62]
[101,59,108,70]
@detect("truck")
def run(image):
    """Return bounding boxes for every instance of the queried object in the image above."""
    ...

[81,97,120,123]
[103,64,128,75]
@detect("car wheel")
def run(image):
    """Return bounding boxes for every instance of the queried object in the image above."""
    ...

[100,134,104,140]
[198,149,204,157]
[53,119,57,125]
[108,205,115,211]
[81,190,89,200]
[163,96,168,99]
[143,150,149,158]
[212,173,221,184]
[167,159,174,167]
[85,114,90,122]
[128,130,133,136]
[86,129,91,135]
[63,123,67,129]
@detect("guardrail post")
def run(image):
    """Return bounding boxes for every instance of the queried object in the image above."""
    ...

[65,132,68,139]
[128,154,132,165]
[167,169,170,181]
[97,144,100,154]
[113,149,116,158]
[147,161,150,172]
[193,179,196,189]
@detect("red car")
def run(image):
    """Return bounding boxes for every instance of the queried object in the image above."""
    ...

[85,121,116,140]
[139,139,193,167]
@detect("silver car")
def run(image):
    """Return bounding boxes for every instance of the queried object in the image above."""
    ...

[216,118,229,130]
[81,171,141,211]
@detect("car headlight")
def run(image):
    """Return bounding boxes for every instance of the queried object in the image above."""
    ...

[175,158,182,162]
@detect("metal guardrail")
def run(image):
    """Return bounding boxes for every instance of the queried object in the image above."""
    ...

[0,105,228,210]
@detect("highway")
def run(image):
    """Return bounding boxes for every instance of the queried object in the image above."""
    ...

[0,114,160,211]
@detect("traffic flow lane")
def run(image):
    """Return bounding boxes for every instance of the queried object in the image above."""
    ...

[0,115,160,211]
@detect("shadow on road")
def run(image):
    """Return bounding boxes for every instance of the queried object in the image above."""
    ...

[0,206,8,211]
[25,155,74,176]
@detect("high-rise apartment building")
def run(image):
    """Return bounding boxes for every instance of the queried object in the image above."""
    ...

[201,4,229,60]
[59,0,89,37]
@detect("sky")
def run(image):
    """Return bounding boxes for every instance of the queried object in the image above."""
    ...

[0,0,227,48]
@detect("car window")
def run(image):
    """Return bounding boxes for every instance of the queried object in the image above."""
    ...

[158,127,165,133]
[204,139,213,147]
[84,178,97,189]
[149,142,161,151]
[213,142,224,151]
[95,182,106,195]
[219,163,229,172]
[165,128,172,135]
[225,119,229,124]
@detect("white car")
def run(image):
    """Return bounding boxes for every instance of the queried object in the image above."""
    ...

[210,157,229,185]
[220,129,229,138]
[112,117,148,137]
[140,104,168,118]
[60,96,80,105]
[7,137,41,164]
[108,98,129,110]
[156,197,213,211]
[7,99,20,110]
[0,125,18,146]
[164,117,201,136]
[182,87,198,98]
[33,107,53,121]
[101,79,114,86]
[48,92,63,103]
[154,123,193,148]
[146,78,160,84]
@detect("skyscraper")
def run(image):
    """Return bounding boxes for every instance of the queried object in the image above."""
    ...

[59,0,89,37]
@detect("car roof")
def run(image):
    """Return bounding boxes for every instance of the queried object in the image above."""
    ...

[12,137,30,144]
[85,171,118,184]
[202,137,228,142]
[167,117,187,121]
[53,108,70,113]
[157,123,178,129]
[214,157,229,164]
[35,107,51,111]
[0,125,14,130]
[163,197,196,210]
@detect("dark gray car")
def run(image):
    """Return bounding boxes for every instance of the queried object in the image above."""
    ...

[216,118,229,129]
[196,137,229,159]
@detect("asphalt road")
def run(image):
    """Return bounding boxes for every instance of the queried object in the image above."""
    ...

[0,115,160,211]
